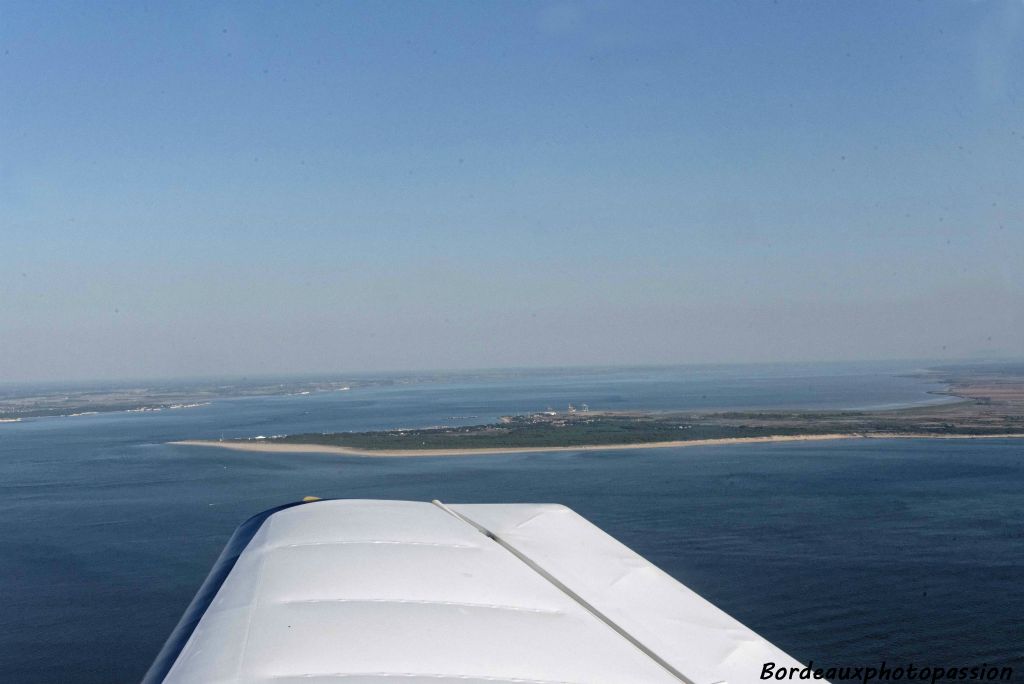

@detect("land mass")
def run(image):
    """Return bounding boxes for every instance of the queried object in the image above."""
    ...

[174,364,1024,457]
[0,377,365,419]
[0,369,592,420]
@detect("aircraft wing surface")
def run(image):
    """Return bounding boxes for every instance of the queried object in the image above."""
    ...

[143,499,812,684]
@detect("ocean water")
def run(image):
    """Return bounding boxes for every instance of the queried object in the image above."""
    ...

[0,364,1020,683]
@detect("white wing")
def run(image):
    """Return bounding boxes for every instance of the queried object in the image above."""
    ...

[145,499,812,684]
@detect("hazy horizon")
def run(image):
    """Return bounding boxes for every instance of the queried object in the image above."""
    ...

[3,1,1022,383]
[4,356,1022,391]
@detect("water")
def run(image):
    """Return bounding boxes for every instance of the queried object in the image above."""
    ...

[0,364,1020,683]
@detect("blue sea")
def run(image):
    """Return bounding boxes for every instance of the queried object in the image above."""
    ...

[0,363,1021,683]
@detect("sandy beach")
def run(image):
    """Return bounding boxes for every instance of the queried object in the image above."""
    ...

[170,432,1024,458]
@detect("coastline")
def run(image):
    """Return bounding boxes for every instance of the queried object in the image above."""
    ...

[170,432,1024,458]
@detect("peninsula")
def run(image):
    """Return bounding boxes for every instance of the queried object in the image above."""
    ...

[175,365,1024,457]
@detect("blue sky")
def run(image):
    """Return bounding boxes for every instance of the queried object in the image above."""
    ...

[2,1,1022,381]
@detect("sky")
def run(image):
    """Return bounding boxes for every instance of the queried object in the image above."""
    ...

[1,0,1023,383]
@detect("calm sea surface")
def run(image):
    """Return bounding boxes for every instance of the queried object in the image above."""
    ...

[0,364,1021,683]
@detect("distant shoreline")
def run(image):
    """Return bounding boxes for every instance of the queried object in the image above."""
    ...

[168,367,1024,457]
[171,433,1024,458]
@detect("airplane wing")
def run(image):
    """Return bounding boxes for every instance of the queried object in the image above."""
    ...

[143,499,813,684]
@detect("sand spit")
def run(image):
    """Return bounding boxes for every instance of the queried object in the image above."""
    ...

[170,432,1024,458]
